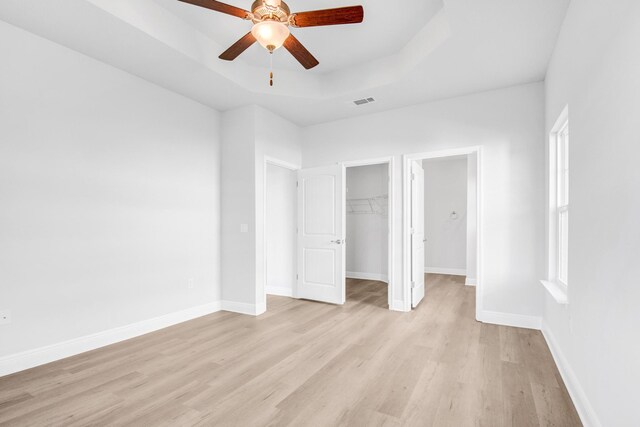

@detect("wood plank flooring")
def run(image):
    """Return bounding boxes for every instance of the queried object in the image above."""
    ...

[0,274,582,426]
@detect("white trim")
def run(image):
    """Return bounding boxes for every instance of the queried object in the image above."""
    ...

[424,267,466,276]
[0,301,221,377]
[221,300,265,316]
[346,271,389,283]
[403,146,482,316]
[478,310,541,330]
[465,277,477,286]
[264,156,301,171]
[542,321,602,427]
[265,286,294,298]
[342,157,394,168]
[263,156,300,313]
[255,301,266,316]
[390,299,410,312]
[540,280,569,304]
[342,156,395,311]
[550,105,570,135]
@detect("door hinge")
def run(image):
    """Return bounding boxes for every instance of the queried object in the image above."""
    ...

[411,173,416,181]
[411,281,416,289]
[296,274,299,280]
[296,181,299,187]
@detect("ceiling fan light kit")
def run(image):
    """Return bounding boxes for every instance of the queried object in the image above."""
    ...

[251,21,290,52]
[178,0,364,85]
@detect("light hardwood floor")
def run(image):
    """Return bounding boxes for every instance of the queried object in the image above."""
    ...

[0,274,581,426]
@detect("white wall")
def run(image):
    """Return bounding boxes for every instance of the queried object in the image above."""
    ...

[423,157,467,274]
[221,106,256,309]
[265,164,296,296]
[346,164,388,282]
[0,22,221,358]
[302,82,545,317]
[543,1,640,426]
[221,105,301,313]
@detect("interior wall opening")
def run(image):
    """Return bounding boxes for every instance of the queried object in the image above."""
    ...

[345,163,389,310]
[265,161,298,306]
[422,155,471,289]
[406,150,479,312]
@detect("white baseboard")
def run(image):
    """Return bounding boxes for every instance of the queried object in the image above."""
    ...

[346,271,388,283]
[265,286,294,298]
[0,301,222,378]
[255,301,267,316]
[221,300,265,316]
[390,299,410,312]
[465,277,477,286]
[542,321,601,427]
[478,310,542,330]
[424,267,467,276]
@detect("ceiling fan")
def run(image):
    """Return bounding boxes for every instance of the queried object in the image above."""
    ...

[177,0,364,70]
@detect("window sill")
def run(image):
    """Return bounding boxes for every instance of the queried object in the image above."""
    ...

[540,280,568,305]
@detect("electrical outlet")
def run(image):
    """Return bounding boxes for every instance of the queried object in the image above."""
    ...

[188,278,194,290]
[0,310,11,325]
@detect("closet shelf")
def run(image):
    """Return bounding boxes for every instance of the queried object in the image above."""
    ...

[347,194,388,216]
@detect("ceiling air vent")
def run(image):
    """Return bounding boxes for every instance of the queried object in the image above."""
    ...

[353,97,376,106]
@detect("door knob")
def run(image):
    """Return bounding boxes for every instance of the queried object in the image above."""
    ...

[331,239,344,245]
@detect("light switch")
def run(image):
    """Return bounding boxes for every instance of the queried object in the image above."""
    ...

[240,224,249,233]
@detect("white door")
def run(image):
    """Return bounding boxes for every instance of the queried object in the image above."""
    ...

[297,165,345,304]
[411,160,425,307]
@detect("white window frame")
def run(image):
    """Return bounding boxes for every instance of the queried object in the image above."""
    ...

[556,121,569,288]
[542,106,569,304]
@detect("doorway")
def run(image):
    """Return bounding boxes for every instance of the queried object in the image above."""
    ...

[345,163,389,309]
[264,158,298,303]
[423,155,469,277]
[404,148,481,316]
[292,158,395,309]
[343,158,394,309]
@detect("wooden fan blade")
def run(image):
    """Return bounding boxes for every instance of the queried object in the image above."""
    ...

[283,34,319,70]
[178,0,250,19]
[219,32,256,61]
[290,6,364,28]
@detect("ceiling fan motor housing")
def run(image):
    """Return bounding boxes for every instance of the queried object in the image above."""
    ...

[251,0,290,24]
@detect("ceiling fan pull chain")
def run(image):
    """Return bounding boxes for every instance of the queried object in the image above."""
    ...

[269,52,274,87]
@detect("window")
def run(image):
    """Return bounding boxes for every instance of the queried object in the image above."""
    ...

[556,121,569,287]
[540,107,569,304]
[542,107,569,303]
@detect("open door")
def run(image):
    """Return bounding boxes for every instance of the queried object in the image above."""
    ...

[297,165,345,304]
[411,160,425,307]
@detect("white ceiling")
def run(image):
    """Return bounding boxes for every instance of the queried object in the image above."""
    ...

[152,0,443,73]
[0,0,570,126]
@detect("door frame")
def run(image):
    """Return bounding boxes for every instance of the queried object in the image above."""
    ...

[263,156,300,308]
[402,147,482,319]
[410,160,425,308]
[341,156,396,310]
